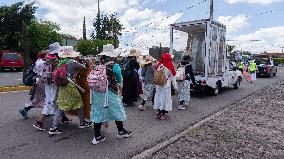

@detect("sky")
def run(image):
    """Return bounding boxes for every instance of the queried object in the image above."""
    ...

[1,0,284,54]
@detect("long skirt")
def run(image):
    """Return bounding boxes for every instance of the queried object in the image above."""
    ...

[25,80,45,108]
[178,80,191,104]
[41,83,57,115]
[153,85,172,111]
[122,75,138,104]
[57,83,83,111]
[91,90,126,123]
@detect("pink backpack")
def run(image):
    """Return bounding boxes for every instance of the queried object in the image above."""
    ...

[53,64,68,87]
[87,64,108,92]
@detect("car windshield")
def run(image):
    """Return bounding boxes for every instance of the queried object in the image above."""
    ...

[256,59,270,65]
[3,53,21,60]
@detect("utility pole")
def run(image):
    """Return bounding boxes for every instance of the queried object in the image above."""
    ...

[83,16,87,40]
[210,0,214,20]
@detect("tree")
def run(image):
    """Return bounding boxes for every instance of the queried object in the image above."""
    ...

[226,45,235,55]
[76,39,115,56]
[91,13,123,48]
[27,21,63,61]
[0,2,36,51]
[83,17,87,40]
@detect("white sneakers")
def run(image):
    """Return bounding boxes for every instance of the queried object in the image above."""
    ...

[178,105,186,110]
[138,105,146,111]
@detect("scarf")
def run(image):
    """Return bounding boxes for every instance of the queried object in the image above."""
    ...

[157,53,176,76]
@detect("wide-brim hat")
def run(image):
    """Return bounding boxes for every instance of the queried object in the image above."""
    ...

[58,46,80,58]
[128,49,141,57]
[141,55,155,65]
[98,44,117,57]
[48,42,62,54]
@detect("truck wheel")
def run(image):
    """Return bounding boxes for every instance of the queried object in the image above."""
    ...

[234,78,241,89]
[212,82,221,96]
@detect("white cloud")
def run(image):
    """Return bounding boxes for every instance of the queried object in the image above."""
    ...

[155,0,167,3]
[226,0,283,5]
[228,26,284,53]
[217,14,249,33]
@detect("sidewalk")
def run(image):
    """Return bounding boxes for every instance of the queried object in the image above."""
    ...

[152,81,284,159]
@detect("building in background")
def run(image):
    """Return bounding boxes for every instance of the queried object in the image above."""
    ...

[61,34,79,47]
[149,46,170,60]
[260,52,284,58]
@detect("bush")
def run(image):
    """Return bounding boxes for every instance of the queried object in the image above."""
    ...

[76,39,115,56]
[272,58,284,64]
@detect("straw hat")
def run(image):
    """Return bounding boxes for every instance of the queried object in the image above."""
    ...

[141,55,155,65]
[58,46,80,58]
[98,44,120,57]
[128,49,141,57]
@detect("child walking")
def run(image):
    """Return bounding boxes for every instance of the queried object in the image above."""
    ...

[139,55,155,111]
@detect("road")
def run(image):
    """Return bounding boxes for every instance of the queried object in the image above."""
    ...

[0,71,284,159]
[0,71,23,86]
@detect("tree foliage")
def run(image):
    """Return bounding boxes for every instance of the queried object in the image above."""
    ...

[27,20,63,61]
[76,39,115,56]
[226,45,235,55]
[91,13,123,48]
[0,2,37,51]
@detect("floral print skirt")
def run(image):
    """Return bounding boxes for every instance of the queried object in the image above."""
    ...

[57,83,83,111]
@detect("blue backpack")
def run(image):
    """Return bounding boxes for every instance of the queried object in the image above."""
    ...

[23,64,36,86]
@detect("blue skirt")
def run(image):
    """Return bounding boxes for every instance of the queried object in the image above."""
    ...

[90,89,126,123]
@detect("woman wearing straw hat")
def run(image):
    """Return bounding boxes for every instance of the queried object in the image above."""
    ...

[89,55,132,145]
[139,55,155,111]
[48,46,93,135]
[122,49,140,106]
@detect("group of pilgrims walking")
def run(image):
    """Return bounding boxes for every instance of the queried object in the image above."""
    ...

[19,42,196,145]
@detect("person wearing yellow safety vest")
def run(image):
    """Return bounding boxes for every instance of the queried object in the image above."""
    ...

[237,60,244,73]
[249,60,257,83]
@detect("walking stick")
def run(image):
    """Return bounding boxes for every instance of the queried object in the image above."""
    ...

[67,77,85,93]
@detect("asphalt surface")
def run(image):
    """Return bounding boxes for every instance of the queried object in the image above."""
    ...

[1,70,284,159]
[0,71,23,86]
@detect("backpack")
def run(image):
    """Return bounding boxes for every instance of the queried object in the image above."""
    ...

[176,64,190,81]
[153,67,167,86]
[87,64,108,92]
[23,64,36,86]
[53,64,68,87]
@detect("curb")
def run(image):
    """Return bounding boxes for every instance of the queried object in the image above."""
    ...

[131,108,229,159]
[132,80,283,159]
[0,86,30,92]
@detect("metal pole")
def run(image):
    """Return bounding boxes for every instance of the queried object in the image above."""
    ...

[210,0,214,20]
[170,26,173,55]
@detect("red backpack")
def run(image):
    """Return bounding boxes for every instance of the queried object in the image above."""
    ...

[53,64,68,87]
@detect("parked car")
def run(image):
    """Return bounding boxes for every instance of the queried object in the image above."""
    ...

[256,58,277,77]
[0,52,24,71]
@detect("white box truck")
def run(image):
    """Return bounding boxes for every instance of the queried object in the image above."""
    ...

[169,19,242,95]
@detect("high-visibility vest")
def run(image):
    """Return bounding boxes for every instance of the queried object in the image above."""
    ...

[250,61,256,72]
[238,62,243,69]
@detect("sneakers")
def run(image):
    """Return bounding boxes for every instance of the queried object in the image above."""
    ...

[117,129,132,139]
[79,121,93,129]
[91,136,106,145]
[178,105,186,110]
[48,127,62,135]
[60,117,72,124]
[33,122,46,131]
[19,109,28,119]
[138,105,145,111]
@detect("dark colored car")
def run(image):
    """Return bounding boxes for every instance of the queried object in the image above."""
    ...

[0,52,24,71]
[256,58,277,77]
